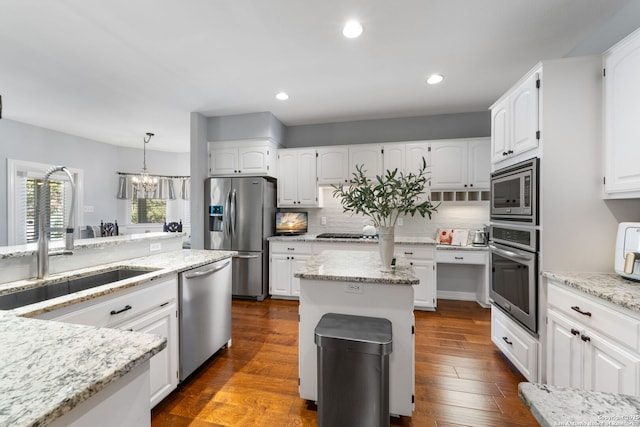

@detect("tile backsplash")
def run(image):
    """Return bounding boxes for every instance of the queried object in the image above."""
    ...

[294,187,489,238]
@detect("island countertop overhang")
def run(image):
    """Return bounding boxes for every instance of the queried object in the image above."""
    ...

[294,250,419,285]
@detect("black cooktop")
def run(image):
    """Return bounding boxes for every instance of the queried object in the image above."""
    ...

[316,233,377,239]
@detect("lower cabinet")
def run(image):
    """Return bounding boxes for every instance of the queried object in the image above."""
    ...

[491,305,538,381]
[36,276,179,408]
[546,281,640,396]
[269,242,312,298]
[396,245,436,310]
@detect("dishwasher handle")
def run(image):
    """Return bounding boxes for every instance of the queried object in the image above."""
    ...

[183,260,231,279]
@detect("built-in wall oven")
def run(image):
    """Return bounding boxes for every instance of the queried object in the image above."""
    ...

[489,224,538,335]
[489,157,540,336]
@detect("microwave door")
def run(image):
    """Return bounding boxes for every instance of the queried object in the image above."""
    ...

[493,176,520,210]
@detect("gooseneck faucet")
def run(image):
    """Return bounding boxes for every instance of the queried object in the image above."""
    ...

[37,166,76,279]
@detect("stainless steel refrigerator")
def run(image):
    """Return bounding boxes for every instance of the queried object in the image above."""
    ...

[204,177,276,300]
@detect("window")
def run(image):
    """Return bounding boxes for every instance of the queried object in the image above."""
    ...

[131,198,166,224]
[8,159,83,245]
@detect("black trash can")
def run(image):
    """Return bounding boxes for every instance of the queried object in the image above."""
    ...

[314,313,393,427]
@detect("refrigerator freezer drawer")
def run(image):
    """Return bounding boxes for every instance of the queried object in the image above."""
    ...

[232,252,264,300]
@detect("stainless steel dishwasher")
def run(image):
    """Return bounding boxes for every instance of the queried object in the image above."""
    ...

[179,258,232,381]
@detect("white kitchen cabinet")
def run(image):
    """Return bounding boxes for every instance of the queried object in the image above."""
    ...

[209,139,277,178]
[396,245,436,310]
[269,242,312,298]
[383,144,406,173]
[467,139,491,188]
[317,146,349,185]
[546,281,640,396]
[490,67,540,165]
[277,148,318,207]
[603,28,640,198]
[430,140,468,189]
[36,276,180,408]
[116,300,178,408]
[349,144,384,181]
[491,305,539,382]
[404,141,431,175]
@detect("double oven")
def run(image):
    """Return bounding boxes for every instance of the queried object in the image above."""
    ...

[489,158,539,336]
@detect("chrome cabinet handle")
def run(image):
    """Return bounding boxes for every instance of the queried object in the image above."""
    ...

[110,304,132,315]
[571,306,592,317]
[183,261,231,279]
[502,336,513,345]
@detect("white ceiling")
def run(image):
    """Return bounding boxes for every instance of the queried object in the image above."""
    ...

[0,0,632,152]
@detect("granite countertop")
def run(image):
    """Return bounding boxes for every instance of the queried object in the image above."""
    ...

[436,244,488,251]
[0,232,182,260]
[543,271,640,313]
[519,382,640,427]
[269,234,438,245]
[294,250,419,285]
[0,314,165,427]
[5,249,237,318]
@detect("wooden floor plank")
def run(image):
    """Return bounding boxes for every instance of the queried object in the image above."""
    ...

[152,298,539,426]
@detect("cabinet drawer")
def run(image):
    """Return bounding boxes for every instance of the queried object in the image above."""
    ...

[48,277,178,328]
[491,305,538,381]
[548,281,640,352]
[395,245,435,260]
[270,242,313,255]
[436,250,486,265]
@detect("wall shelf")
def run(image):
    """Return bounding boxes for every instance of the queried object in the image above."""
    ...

[430,190,490,204]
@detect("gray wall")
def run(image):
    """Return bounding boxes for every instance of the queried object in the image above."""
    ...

[283,111,490,148]
[0,119,189,246]
[207,112,286,145]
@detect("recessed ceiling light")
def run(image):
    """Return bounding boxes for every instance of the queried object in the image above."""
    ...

[342,20,363,39]
[275,92,289,101]
[426,74,444,85]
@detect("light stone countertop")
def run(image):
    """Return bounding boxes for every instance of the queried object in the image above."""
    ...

[4,249,236,318]
[0,314,165,427]
[519,382,640,427]
[0,232,182,260]
[0,248,236,426]
[269,234,438,245]
[294,250,419,285]
[543,271,640,313]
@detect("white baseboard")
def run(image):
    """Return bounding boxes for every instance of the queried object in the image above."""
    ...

[437,290,476,301]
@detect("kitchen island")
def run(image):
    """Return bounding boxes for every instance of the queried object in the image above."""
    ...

[295,250,418,417]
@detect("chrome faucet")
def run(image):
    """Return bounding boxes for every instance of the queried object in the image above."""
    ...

[37,166,76,279]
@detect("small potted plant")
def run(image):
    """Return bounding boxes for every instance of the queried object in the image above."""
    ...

[332,158,438,271]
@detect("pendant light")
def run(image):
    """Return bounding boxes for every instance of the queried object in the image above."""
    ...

[132,132,158,196]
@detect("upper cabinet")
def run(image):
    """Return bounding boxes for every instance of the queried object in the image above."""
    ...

[209,139,277,178]
[405,142,431,175]
[430,138,490,190]
[277,149,319,207]
[603,28,640,198]
[349,144,384,181]
[491,67,541,166]
[383,144,406,173]
[317,146,349,185]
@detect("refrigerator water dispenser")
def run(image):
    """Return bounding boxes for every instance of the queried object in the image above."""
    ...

[209,205,224,232]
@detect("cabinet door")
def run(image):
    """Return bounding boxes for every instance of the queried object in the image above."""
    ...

[546,309,583,389]
[410,259,436,310]
[238,146,270,174]
[430,141,468,190]
[604,32,640,195]
[210,148,238,175]
[291,255,311,297]
[349,144,383,181]
[510,71,540,156]
[270,254,292,296]
[584,330,640,396]
[405,142,431,174]
[277,151,299,207]
[468,138,491,189]
[317,147,349,185]
[119,303,178,408]
[491,98,509,163]
[297,150,318,206]
[383,144,405,174]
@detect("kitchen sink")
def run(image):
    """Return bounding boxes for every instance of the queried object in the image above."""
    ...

[0,268,157,310]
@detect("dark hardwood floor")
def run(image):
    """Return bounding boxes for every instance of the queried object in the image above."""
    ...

[151,298,539,426]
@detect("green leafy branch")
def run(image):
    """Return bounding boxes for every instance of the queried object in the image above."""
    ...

[331,157,439,228]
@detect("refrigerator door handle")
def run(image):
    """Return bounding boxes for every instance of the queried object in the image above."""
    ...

[233,254,260,259]
[225,189,232,237]
[230,189,237,236]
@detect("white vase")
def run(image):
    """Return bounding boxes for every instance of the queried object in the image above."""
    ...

[378,225,395,272]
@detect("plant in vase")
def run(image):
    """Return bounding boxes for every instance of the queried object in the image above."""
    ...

[332,158,439,271]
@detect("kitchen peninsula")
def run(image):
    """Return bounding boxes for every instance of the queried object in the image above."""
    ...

[295,250,418,417]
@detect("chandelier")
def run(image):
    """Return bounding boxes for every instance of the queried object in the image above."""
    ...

[132,132,158,196]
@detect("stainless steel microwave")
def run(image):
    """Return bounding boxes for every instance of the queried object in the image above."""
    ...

[490,158,539,224]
